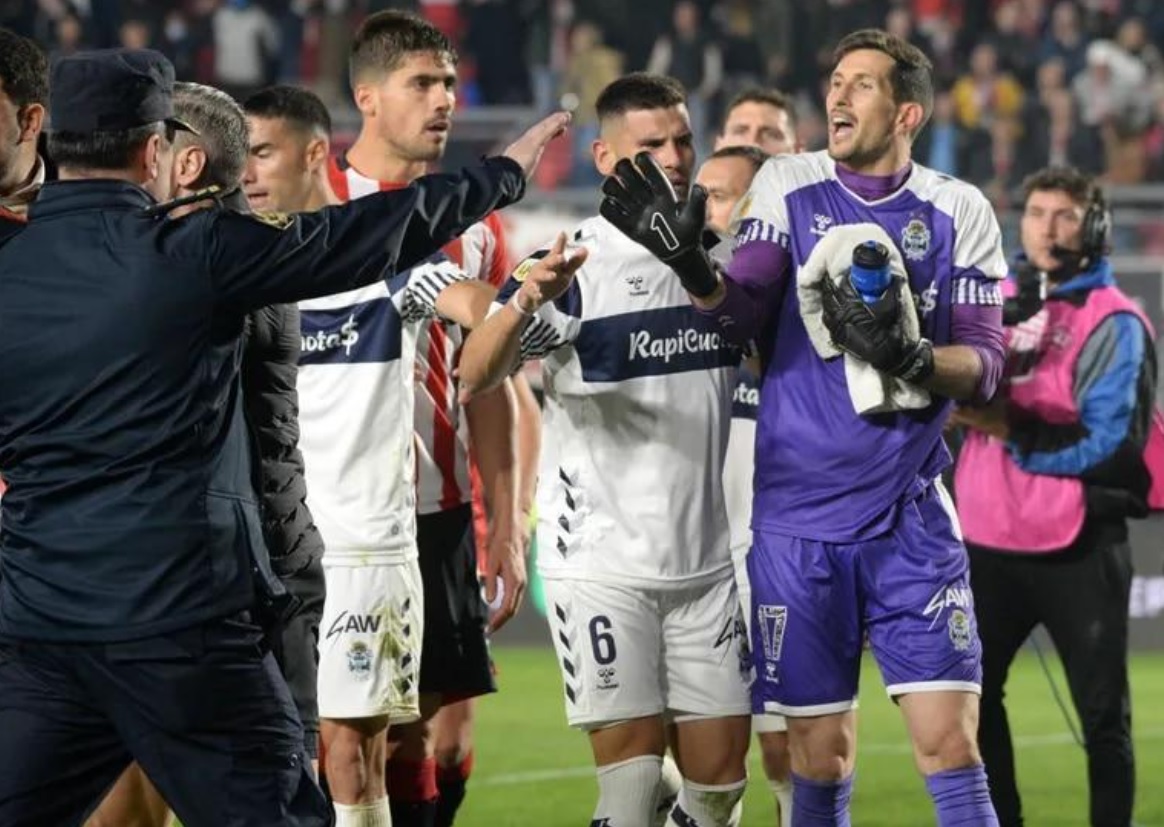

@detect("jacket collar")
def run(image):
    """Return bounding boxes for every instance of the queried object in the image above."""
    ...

[29,179,157,220]
[1048,258,1114,296]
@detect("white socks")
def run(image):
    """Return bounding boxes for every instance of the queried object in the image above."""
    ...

[333,797,392,827]
[594,755,664,826]
[771,777,792,827]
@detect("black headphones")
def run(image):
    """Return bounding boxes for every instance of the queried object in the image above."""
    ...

[1079,185,1111,265]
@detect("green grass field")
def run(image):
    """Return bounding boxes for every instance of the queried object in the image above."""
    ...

[458,646,1164,826]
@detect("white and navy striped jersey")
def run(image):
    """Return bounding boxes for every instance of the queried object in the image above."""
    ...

[329,156,510,515]
[495,215,741,588]
[298,257,468,562]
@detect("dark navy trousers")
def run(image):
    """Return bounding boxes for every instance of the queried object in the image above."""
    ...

[0,612,332,826]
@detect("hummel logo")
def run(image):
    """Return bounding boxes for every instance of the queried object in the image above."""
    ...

[810,213,833,236]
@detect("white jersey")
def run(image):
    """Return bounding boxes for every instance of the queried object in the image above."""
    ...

[496,216,739,589]
[298,258,468,562]
[724,366,760,561]
[327,154,511,515]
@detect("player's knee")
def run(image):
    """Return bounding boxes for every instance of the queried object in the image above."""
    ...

[912,725,981,774]
[759,731,791,782]
[433,741,470,769]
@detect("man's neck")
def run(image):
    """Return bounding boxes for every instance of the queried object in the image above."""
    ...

[0,147,41,200]
[345,128,428,184]
[303,173,343,212]
[837,144,912,179]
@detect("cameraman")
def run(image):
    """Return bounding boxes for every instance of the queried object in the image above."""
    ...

[951,166,1156,827]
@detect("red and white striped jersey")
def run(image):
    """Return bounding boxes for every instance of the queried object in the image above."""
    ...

[329,156,510,516]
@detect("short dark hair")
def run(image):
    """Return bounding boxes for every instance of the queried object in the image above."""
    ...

[349,10,456,86]
[707,144,770,173]
[173,83,249,190]
[0,27,48,109]
[723,87,797,134]
[1021,165,1099,208]
[47,123,167,171]
[833,29,933,136]
[596,73,687,123]
[243,85,332,138]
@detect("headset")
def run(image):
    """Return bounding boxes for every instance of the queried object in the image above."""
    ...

[1078,184,1112,266]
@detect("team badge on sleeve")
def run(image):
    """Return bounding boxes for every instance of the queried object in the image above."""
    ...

[512,249,549,282]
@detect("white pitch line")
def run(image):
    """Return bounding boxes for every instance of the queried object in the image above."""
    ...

[477,729,1164,787]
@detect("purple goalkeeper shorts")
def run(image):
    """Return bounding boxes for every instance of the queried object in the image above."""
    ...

[747,481,982,716]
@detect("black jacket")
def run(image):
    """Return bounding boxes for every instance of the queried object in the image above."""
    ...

[0,158,524,641]
[241,303,323,577]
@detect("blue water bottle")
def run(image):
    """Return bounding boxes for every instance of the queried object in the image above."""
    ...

[849,240,892,304]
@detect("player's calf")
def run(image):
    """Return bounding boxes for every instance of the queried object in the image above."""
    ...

[322,716,392,826]
[432,699,477,827]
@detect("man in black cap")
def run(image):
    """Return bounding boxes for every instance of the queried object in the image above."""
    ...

[0,48,569,827]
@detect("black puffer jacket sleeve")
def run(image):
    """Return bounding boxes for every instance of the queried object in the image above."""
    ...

[242,303,325,576]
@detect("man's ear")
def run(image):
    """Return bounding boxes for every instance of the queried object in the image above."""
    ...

[17,103,45,145]
[174,143,208,190]
[305,136,329,173]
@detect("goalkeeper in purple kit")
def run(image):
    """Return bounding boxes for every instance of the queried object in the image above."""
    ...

[601,29,1008,826]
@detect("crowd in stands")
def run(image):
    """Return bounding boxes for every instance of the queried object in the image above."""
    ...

[5,0,1164,198]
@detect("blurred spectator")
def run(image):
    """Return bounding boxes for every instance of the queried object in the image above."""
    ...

[213,0,279,101]
[715,0,765,100]
[463,0,532,106]
[1014,57,1086,179]
[48,13,84,62]
[1041,1,1089,80]
[646,0,722,152]
[985,1,1039,87]
[560,19,622,185]
[915,88,959,176]
[1074,39,1153,183]
[951,41,1024,186]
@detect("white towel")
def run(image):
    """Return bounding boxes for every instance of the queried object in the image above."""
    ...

[796,222,931,415]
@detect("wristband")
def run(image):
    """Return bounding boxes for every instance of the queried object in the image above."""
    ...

[509,292,535,317]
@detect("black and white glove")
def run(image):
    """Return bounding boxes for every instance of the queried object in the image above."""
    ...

[820,272,935,383]
[599,151,719,298]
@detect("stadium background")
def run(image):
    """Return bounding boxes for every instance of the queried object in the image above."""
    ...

[5,0,1163,823]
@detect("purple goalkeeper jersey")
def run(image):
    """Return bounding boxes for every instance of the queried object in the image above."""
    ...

[711,152,1007,541]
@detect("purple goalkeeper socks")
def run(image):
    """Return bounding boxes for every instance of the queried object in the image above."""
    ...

[790,772,854,826]
[925,765,1000,826]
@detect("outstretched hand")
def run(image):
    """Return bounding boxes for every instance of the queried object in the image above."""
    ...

[598,152,719,298]
[513,232,588,313]
[503,111,572,179]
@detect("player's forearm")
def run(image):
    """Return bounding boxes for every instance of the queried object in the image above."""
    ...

[459,300,528,396]
[921,345,986,401]
[512,373,542,519]
[465,381,520,535]
[931,303,1004,402]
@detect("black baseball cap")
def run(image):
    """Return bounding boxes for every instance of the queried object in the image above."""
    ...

[49,48,197,134]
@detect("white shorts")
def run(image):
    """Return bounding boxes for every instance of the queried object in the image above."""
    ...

[733,545,788,734]
[318,555,423,722]
[543,573,753,729]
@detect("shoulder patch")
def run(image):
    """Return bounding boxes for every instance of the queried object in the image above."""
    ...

[251,210,295,230]
[513,249,549,282]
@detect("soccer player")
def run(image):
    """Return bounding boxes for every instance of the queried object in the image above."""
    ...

[241,83,521,827]
[324,12,539,826]
[695,142,792,827]
[600,30,1008,825]
[459,73,752,827]
[715,88,801,157]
